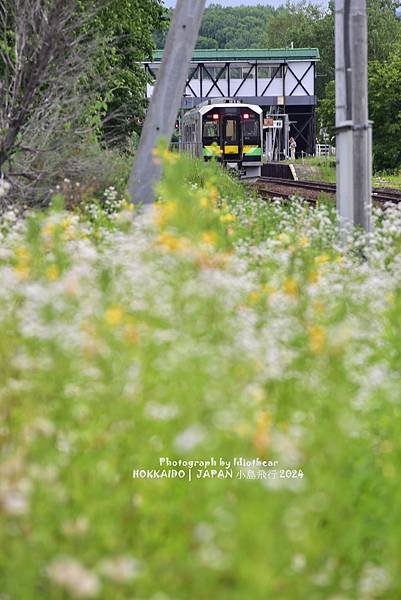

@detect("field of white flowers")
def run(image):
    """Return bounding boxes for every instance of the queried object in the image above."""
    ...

[1,149,401,599]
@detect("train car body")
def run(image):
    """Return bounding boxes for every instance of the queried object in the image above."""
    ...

[180,99,263,178]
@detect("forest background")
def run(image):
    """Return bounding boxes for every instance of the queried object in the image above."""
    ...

[1,0,400,206]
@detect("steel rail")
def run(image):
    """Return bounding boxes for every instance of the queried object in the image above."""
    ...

[252,177,401,205]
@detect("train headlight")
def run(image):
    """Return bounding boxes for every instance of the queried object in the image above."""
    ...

[212,114,219,120]
[243,113,250,120]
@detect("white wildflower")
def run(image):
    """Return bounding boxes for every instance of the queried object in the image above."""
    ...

[98,555,140,583]
[0,484,30,516]
[46,557,100,598]
[174,424,206,453]
[144,401,179,421]
[358,563,391,599]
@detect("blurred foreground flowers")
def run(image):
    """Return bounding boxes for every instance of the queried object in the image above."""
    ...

[1,150,401,598]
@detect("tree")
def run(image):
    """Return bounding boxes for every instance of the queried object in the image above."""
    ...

[367,0,401,62]
[155,4,275,50]
[369,44,401,171]
[83,0,167,146]
[0,0,167,203]
[0,0,99,201]
[262,1,334,99]
[317,0,401,170]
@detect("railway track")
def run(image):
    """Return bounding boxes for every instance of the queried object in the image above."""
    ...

[250,177,401,206]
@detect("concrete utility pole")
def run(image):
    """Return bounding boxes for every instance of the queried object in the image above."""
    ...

[350,0,371,230]
[129,0,206,205]
[335,0,371,231]
[335,0,354,225]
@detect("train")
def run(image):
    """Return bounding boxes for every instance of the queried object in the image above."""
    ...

[179,99,263,178]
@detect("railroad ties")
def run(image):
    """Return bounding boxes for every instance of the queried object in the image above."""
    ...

[250,177,401,207]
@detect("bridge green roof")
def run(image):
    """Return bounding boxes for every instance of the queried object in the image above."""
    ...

[151,48,320,62]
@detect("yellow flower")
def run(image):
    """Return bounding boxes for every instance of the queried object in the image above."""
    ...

[253,410,272,454]
[248,290,261,304]
[314,254,330,265]
[15,246,29,260]
[298,236,310,248]
[161,148,178,164]
[155,201,177,228]
[46,264,59,281]
[62,228,76,242]
[283,277,299,296]
[308,324,326,353]
[208,185,219,202]
[157,232,186,252]
[233,422,252,438]
[220,213,236,224]
[42,222,56,238]
[61,217,72,229]
[105,306,123,327]
[277,233,290,244]
[308,270,320,284]
[201,231,218,246]
[15,263,30,280]
[199,196,212,209]
[121,201,134,213]
[15,246,30,279]
[262,283,277,296]
[312,301,325,315]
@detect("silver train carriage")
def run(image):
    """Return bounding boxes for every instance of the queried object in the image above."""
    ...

[179,100,263,178]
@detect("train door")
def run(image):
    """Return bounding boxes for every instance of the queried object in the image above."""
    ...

[223,116,241,160]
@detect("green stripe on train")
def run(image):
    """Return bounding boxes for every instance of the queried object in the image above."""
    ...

[203,146,221,157]
[244,147,262,156]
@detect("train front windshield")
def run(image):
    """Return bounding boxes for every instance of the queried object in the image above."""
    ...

[243,117,260,145]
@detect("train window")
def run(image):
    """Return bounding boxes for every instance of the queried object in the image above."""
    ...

[243,119,259,142]
[225,119,238,142]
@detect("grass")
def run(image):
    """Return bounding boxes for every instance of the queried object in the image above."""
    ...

[1,148,401,598]
[288,156,401,188]
[373,172,401,189]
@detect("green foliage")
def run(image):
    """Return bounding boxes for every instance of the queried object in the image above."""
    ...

[317,79,335,136]
[81,0,167,145]
[155,4,275,50]
[369,43,401,171]
[263,1,334,98]
[199,4,275,49]
[367,0,401,61]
